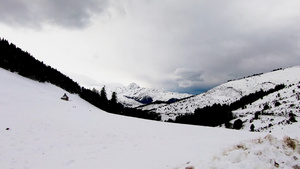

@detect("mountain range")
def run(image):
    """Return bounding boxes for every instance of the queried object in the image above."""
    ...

[124,66,299,132]
[95,82,192,108]
[92,65,300,132]
[133,67,298,115]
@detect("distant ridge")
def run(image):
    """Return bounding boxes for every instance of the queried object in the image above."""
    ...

[94,82,192,108]
[136,65,300,130]
[146,66,300,117]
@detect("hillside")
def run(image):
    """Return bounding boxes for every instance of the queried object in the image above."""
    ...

[146,66,300,122]
[230,77,300,133]
[1,68,299,169]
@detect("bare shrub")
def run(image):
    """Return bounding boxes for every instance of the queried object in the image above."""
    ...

[293,165,300,169]
[283,136,298,150]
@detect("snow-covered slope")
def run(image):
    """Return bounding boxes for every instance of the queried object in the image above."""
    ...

[228,77,300,133]
[1,68,299,169]
[96,82,192,108]
[151,66,300,121]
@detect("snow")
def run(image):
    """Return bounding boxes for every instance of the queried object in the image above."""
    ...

[229,76,300,136]
[0,68,299,169]
[93,82,192,108]
[155,66,300,121]
[211,135,300,169]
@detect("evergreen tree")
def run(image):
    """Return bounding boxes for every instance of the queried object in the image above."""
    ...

[109,91,122,114]
[99,86,109,111]
[100,86,108,102]
[250,124,255,132]
[110,92,117,105]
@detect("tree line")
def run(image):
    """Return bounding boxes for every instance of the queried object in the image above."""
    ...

[0,38,81,93]
[172,84,285,127]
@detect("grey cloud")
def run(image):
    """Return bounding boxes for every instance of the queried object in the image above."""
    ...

[160,1,300,92]
[0,0,109,28]
[174,68,204,88]
[111,1,300,93]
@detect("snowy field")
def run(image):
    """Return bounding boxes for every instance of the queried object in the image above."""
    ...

[0,68,299,169]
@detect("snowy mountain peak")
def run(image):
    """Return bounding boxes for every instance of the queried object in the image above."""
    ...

[127,83,141,90]
[100,82,192,107]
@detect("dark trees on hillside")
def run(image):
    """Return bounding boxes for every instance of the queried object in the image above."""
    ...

[175,104,234,127]
[174,84,286,127]
[0,38,81,94]
[121,107,161,121]
[80,87,102,107]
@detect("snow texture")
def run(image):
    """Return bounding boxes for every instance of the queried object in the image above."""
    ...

[211,134,300,169]
[0,68,299,169]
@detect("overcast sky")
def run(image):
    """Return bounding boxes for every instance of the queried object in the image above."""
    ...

[1,0,300,94]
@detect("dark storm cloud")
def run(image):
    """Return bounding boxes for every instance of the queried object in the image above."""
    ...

[0,0,109,28]
[158,1,300,93]
[96,0,300,93]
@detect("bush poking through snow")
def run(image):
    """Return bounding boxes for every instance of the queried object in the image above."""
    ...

[211,134,300,169]
[293,165,300,169]
[283,136,298,150]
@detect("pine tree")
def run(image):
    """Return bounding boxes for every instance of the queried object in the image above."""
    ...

[109,91,121,113]
[250,124,255,132]
[110,92,117,105]
[99,86,109,111]
[100,86,108,102]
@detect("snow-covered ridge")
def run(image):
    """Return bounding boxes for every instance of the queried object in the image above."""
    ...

[229,77,300,133]
[95,82,192,108]
[150,66,300,120]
